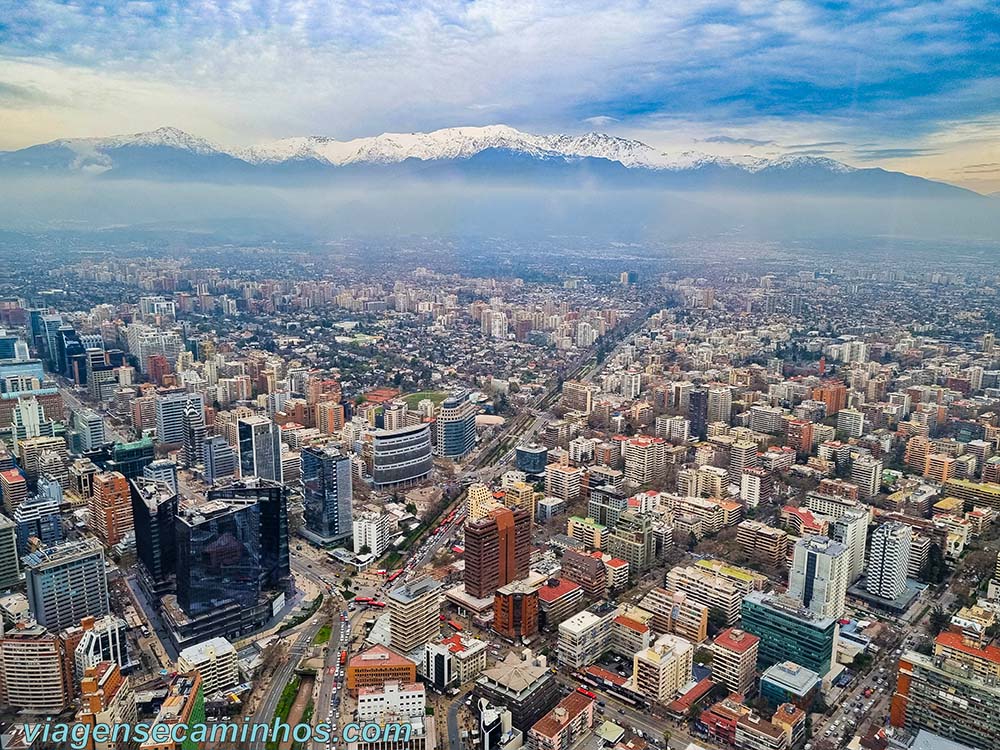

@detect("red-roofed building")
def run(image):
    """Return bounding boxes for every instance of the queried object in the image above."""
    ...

[363,387,401,404]
[780,505,829,537]
[611,615,652,658]
[666,677,716,719]
[0,468,26,515]
[771,703,807,749]
[604,557,630,593]
[529,691,595,750]
[711,628,760,697]
[584,665,626,687]
[346,644,416,695]
[538,578,584,631]
[425,635,488,688]
[933,631,1000,678]
[699,694,750,745]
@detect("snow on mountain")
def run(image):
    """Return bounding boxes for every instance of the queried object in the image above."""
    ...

[230,126,862,174]
[15,123,866,176]
[61,126,222,156]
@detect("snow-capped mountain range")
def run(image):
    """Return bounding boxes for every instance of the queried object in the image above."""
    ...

[0,124,976,197]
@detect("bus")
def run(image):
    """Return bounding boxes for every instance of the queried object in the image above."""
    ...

[339,650,347,665]
[370,601,387,608]
[387,570,403,583]
[448,620,464,632]
[577,688,597,699]
[376,569,388,576]
[355,597,374,604]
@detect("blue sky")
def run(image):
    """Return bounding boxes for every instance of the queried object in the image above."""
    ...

[1,0,999,190]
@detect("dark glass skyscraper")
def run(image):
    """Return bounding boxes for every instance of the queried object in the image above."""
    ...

[130,478,178,597]
[301,444,353,546]
[688,387,709,439]
[176,497,265,615]
[204,478,290,596]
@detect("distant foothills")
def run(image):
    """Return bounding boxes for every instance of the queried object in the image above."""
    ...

[0,125,984,199]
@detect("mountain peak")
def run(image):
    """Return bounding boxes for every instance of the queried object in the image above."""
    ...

[0,124,974,198]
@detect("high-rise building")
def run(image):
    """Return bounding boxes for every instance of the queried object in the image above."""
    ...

[636,588,709,644]
[785,419,814,456]
[24,539,109,632]
[632,633,694,704]
[892,644,1000,749]
[494,580,539,640]
[130,478,178,597]
[729,441,759,485]
[606,511,654,575]
[741,592,837,676]
[787,536,849,619]
[388,576,443,654]
[177,636,239,697]
[141,671,205,750]
[467,482,502,521]
[73,409,106,452]
[0,621,74,714]
[836,408,865,439]
[850,455,882,499]
[545,463,583,503]
[89,471,134,547]
[168,479,289,648]
[67,614,131,680]
[812,382,847,416]
[76,662,138,750]
[301,444,353,546]
[155,389,203,445]
[0,514,19,589]
[560,549,608,601]
[13,492,64,554]
[436,393,477,459]
[104,435,155,480]
[474,650,559,732]
[516,443,549,475]
[830,508,868,584]
[558,606,617,669]
[202,435,237,484]
[736,520,788,569]
[561,381,595,414]
[688,388,709,439]
[464,506,532,599]
[664,564,746,627]
[370,423,434,487]
[0,468,28,515]
[710,628,760,697]
[866,522,912,601]
[238,415,282,482]
[353,511,391,556]
[181,400,206,468]
[142,458,178,493]
[347,644,418,697]
[707,386,733,426]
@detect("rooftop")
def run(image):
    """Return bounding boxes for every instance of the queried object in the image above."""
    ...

[935,631,1000,665]
[531,691,593,739]
[349,644,413,669]
[713,628,759,654]
[760,661,821,694]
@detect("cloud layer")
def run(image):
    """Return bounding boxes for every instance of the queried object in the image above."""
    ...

[1,0,999,189]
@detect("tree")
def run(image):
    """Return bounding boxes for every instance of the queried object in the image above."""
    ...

[405,503,418,515]
[929,606,951,635]
[707,607,728,633]
[686,532,699,552]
